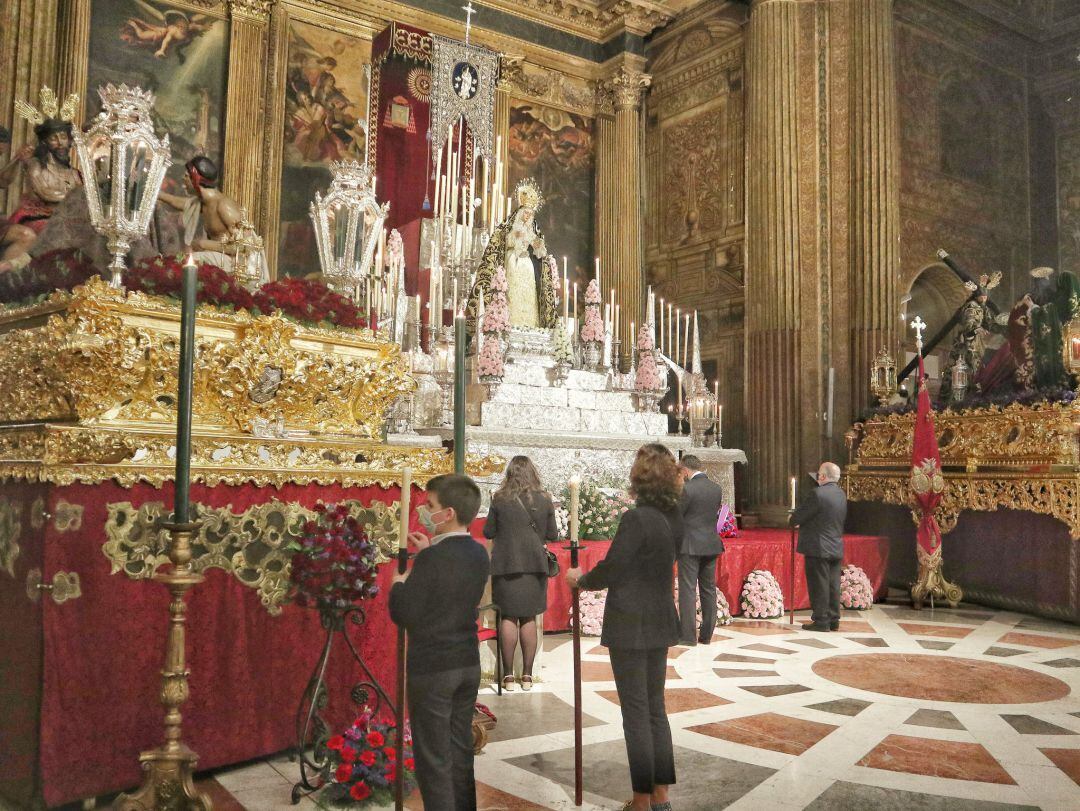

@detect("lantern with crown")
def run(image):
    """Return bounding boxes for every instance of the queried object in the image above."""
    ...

[685,313,717,447]
[71,84,172,288]
[310,159,389,302]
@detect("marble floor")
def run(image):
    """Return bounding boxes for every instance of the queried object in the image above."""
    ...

[199,602,1080,810]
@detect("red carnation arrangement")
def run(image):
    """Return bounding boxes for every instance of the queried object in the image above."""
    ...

[125,255,255,311]
[324,710,415,806]
[286,503,380,612]
[0,248,99,305]
[254,277,367,330]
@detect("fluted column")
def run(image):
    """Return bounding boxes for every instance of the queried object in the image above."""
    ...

[223,0,272,225]
[595,114,616,309]
[1,0,59,211]
[607,66,650,357]
[55,0,91,123]
[746,0,803,521]
[848,0,900,418]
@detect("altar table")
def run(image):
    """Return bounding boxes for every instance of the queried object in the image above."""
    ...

[542,529,890,632]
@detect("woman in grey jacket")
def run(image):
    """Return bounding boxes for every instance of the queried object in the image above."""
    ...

[483,455,558,690]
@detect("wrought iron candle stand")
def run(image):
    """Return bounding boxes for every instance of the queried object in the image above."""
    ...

[291,604,397,804]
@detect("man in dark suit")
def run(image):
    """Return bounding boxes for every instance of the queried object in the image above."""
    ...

[791,462,848,632]
[677,455,724,645]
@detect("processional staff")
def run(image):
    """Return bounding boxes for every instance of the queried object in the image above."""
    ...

[394,467,411,810]
[566,476,583,805]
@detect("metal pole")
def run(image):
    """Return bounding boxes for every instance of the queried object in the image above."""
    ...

[454,312,466,474]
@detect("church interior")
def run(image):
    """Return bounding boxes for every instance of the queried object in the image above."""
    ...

[4,0,1080,808]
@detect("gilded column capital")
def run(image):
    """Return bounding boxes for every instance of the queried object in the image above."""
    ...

[599,0,676,37]
[605,67,652,112]
[498,54,526,92]
[228,0,272,23]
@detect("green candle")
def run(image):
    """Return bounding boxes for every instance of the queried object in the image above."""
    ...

[453,311,466,474]
[175,256,197,523]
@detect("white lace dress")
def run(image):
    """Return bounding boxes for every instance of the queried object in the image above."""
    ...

[505,217,540,328]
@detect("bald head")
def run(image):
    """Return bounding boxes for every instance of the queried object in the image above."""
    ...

[818,462,841,484]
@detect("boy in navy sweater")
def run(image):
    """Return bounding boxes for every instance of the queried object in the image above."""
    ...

[389,474,490,810]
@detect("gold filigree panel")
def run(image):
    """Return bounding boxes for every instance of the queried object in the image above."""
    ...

[845,470,1080,540]
[0,499,22,577]
[0,424,501,489]
[103,499,403,614]
[0,278,413,440]
[854,403,1079,470]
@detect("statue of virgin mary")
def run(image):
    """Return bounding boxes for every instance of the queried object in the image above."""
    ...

[466,178,558,333]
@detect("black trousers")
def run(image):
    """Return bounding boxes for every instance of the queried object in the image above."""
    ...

[609,646,676,794]
[804,555,842,626]
[677,553,719,643]
[406,663,480,811]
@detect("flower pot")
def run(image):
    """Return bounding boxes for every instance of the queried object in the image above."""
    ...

[582,341,601,370]
[634,391,661,413]
[478,374,502,398]
[551,361,571,386]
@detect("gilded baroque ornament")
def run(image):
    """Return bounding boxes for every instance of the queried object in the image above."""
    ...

[0,277,415,439]
[103,499,404,613]
[53,500,84,532]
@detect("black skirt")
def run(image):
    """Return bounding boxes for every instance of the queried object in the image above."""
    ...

[492,572,547,618]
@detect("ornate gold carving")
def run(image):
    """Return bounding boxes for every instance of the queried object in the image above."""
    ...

[53,501,84,533]
[0,500,22,578]
[853,403,1079,471]
[500,58,600,115]
[911,544,963,609]
[478,0,672,38]
[228,0,272,22]
[0,423,501,490]
[103,499,404,613]
[0,278,413,440]
[604,66,652,111]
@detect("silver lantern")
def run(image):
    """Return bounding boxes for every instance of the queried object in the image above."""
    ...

[72,84,171,288]
[310,160,389,300]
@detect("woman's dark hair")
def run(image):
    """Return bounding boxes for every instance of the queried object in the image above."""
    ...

[494,455,546,503]
[629,443,681,511]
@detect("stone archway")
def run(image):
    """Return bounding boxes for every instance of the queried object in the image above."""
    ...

[902,263,970,390]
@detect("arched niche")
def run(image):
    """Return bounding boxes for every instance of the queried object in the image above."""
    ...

[903,263,971,382]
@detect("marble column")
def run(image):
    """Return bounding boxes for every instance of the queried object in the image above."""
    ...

[745,0,901,522]
[1,0,59,211]
[745,0,804,522]
[848,0,901,419]
[595,113,616,322]
[223,0,272,226]
[607,66,650,360]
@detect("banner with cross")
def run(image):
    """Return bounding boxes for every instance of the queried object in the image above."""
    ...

[429,3,498,163]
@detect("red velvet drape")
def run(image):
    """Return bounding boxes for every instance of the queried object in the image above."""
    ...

[542,530,890,632]
[0,478,417,808]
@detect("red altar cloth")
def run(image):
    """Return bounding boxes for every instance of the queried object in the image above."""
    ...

[0,479,414,809]
[541,529,890,632]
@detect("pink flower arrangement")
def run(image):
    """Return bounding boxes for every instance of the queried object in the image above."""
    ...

[477,335,505,377]
[571,588,607,636]
[739,569,784,618]
[673,579,733,627]
[481,267,510,336]
[579,279,604,343]
[840,564,874,610]
[635,324,663,392]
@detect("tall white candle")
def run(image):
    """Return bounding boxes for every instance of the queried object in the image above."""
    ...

[790,476,797,511]
[683,312,691,369]
[595,257,601,295]
[614,304,620,341]
[659,299,665,355]
[399,468,412,549]
[573,282,578,319]
[675,307,681,366]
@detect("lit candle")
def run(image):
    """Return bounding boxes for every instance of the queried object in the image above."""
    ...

[573,282,578,320]
[790,476,797,511]
[675,307,681,366]
[630,320,636,349]
[667,303,673,357]
[569,476,581,545]
[399,468,412,550]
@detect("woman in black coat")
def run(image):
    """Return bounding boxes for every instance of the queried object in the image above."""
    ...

[483,455,558,691]
[567,443,683,811]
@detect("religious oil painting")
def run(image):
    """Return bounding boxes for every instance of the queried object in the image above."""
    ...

[507,102,595,289]
[85,0,229,192]
[277,18,371,278]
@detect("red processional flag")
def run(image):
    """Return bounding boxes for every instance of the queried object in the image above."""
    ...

[910,355,945,553]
